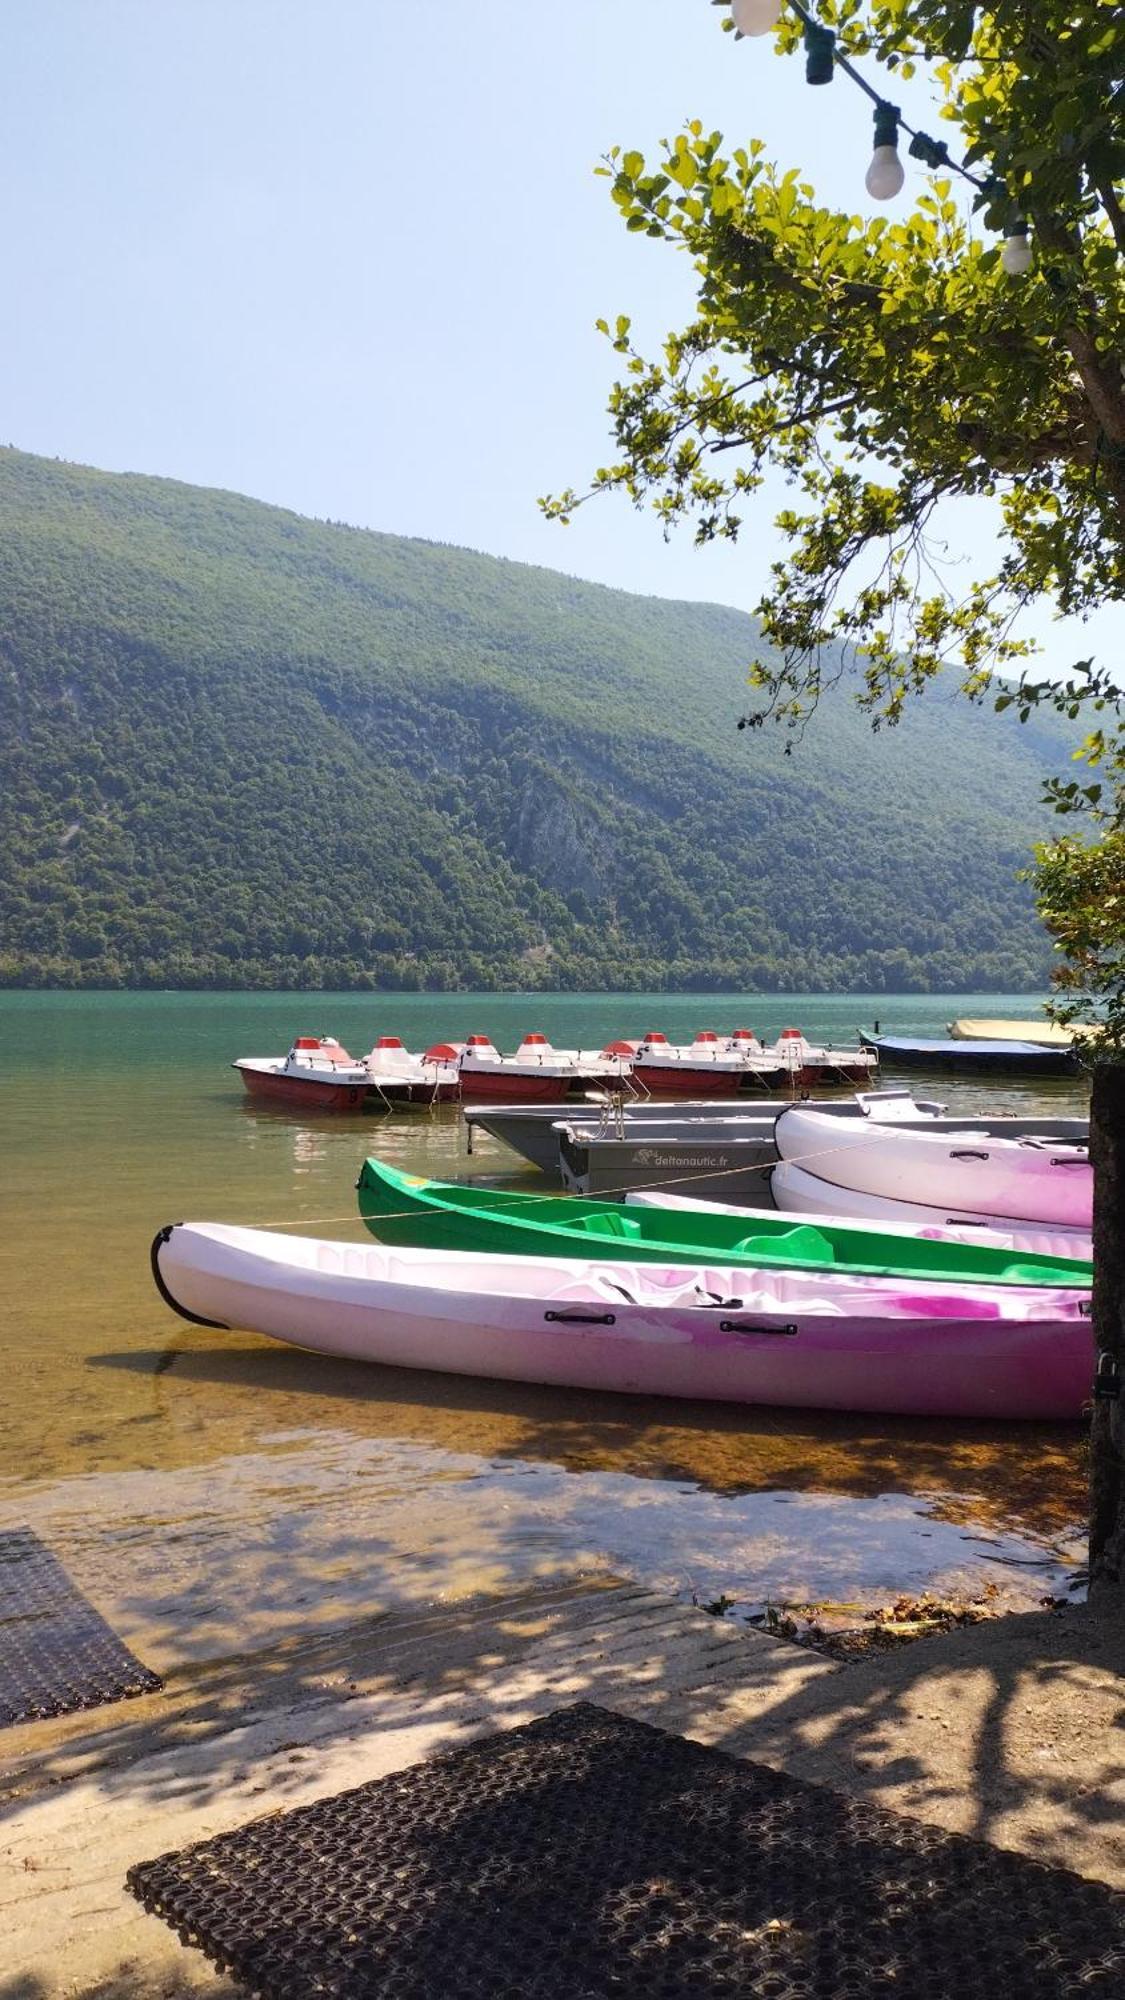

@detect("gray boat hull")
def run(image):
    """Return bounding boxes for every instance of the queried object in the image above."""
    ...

[556,1111,1090,1200]
[558,1124,780,1201]
[463,1098,761,1173]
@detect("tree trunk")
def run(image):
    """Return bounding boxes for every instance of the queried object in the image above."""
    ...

[1089,1063,1125,1591]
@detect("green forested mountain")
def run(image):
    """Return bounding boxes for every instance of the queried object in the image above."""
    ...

[0,448,1071,992]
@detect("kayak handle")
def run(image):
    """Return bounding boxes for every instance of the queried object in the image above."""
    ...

[720,1319,798,1337]
[544,1309,616,1326]
[949,1148,990,1160]
[150,1226,230,1330]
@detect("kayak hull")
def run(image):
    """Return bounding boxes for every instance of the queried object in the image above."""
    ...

[152,1223,1094,1421]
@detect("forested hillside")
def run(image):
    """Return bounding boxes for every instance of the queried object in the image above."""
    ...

[0,449,1070,991]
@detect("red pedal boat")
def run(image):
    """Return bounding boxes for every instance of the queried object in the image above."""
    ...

[233,1037,371,1111]
[458,1033,635,1103]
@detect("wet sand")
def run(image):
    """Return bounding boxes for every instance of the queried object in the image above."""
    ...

[4,1576,1122,1999]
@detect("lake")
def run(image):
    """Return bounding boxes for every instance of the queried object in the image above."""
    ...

[0,990,1092,1670]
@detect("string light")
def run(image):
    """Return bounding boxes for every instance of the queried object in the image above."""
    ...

[865,103,905,200]
[908,132,950,172]
[1001,220,1033,275]
[730,0,783,34]
[803,20,835,85]
[730,1,1031,271]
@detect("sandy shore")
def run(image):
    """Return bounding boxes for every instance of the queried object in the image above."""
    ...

[2,1574,1122,1999]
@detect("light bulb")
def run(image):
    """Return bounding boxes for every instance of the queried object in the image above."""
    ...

[1001,231,1033,275]
[731,0,783,33]
[865,146,905,200]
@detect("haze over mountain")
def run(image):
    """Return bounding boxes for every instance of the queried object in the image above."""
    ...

[0,448,1069,992]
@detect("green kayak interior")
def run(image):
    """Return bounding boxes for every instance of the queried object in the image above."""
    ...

[356,1158,1092,1288]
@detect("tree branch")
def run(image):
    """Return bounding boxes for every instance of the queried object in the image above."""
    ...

[955,418,1094,473]
[720,222,1034,359]
[1092,172,1125,258]
[706,393,865,451]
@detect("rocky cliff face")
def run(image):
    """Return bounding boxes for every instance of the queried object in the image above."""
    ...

[511,773,616,904]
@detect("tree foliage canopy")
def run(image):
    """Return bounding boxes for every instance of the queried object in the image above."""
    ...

[544,1,1125,1023]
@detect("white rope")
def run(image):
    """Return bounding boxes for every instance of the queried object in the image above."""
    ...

[205,1124,959,1233]
[219,1154,778,1232]
[219,1107,1086,1234]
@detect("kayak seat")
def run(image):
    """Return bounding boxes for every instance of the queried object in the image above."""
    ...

[733,1225,835,1265]
[573,1211,643,1241]
[1003,1260,1085,1284]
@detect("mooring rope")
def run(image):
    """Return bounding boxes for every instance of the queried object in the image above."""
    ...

[193,1109,1086,1237]
[206,1153,779,1233]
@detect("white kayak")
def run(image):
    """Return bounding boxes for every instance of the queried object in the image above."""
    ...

[631,1178,1094,1265]
[151,1222,1092,1420]
[774,1104,1091,1228]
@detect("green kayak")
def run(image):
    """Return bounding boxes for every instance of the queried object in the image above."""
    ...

[356,1158,1093,1288]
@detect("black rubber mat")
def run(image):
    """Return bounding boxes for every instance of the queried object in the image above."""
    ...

[128,1700,1125,1999]
[0,1526,162,1727]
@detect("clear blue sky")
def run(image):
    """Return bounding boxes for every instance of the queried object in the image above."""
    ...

[3,0,1119,676]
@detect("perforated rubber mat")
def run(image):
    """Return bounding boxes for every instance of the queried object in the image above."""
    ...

[128,1700,1125,1998]
[0,1526,162,1727]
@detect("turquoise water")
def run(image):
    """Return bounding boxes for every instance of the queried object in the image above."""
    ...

[0,991,1090,1664]
[0,985,1084,1071]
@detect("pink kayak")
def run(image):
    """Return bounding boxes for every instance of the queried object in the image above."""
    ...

[152,1223,1094,1421]
[775,1104,1092,1227]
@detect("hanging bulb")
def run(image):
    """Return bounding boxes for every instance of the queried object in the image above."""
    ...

[1001,223,1033,275]
[866,146,905,199]
[731,0,783,34]
[865,103,905,200]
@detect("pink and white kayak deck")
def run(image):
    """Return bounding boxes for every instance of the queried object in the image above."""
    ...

[152,1223,1093,1421]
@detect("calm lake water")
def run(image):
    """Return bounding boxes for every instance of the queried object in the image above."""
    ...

[0,991,1093,1669]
